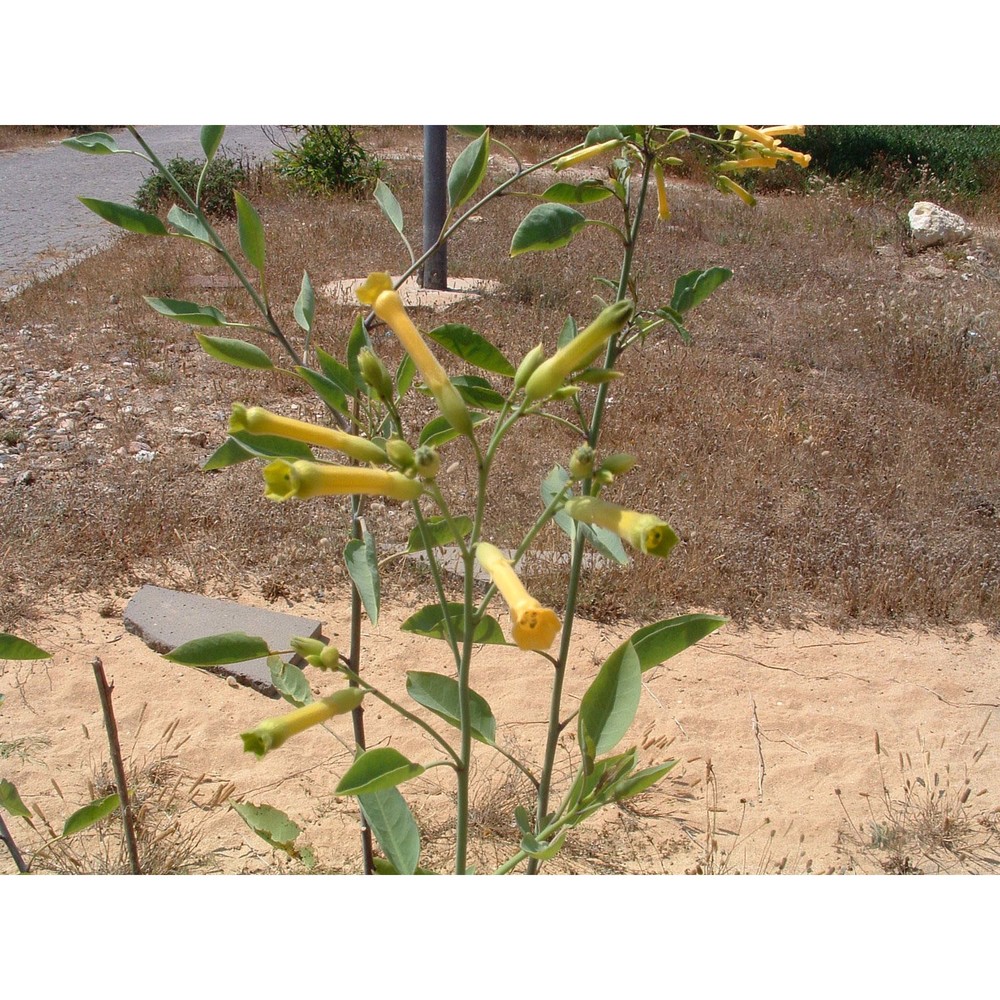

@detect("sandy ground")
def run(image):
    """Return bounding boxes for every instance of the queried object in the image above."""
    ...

[3,588,998,876]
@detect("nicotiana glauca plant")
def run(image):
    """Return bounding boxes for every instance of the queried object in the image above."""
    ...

[65,124,810,874]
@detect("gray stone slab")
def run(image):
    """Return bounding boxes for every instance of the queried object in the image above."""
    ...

[124,584,324,698]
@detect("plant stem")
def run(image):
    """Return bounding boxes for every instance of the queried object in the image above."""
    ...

[0,813,28,873]
[91,657,141,874]
[454,549,477,874]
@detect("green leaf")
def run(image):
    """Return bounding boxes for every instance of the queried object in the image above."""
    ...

[452,126,487,138]
[295,366,348,417]
[268,656,314,708]
[405,516,473,552]
[195,333,274,370]
[451,375,505,411]
[63,793,119,837]
[511,204,587,257]
[448,130,490,211]
[79,197,168,236]
[417,410,490,449]
[164,631,271,667]
[400,603,507,645]
[670,267,732,315]
[542,181,613,205]
[345,529,380,627]
[294,271,315,333]
[514,805,532,834]
[234,191,266,272]
[585,522,630,566]
[373,179,405,238]
[359,786,420,875]
[557,314,577,349]
[406,671,497,744]
[654,305,692,345]
[520,830,567,861]
[315,347,358,399]
[202,430,314,471]
[200,126,225,162]
[144,296,227,327]
[347,314,373,393]
[617,613,728,674]
[585,125,626,145]
[0,779,31,819]
[62,131,121,154]
[396,352,416,397]
[427,324,515,377]
[336,748,424,797]
[231,801,308,861]
[578,641,642,768]
[0,633,51,660]
[612,759,680,801]
[541,465,575,540]
[166,204,215,246]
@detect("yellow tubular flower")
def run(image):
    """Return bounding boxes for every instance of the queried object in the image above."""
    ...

[562,497,679,559]
[357,272,473,438]
[783,149,812,168]
[553,138,621,171]
[241,688,365,758]
[523,300,634,402]
[761,125,806,137]
[475,543,561,651]
[716,175,756,206]
[230,404,386,465]
[262,459,424,502]
[728,125,779,149]
[654,162,670,221]
[719,156,779,171]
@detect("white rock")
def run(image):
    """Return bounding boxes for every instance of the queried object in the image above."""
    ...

[908,201,972,248]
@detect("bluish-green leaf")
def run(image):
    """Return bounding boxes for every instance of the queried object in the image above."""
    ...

[511,204,587,257]
[164,632,270,667]
[359,786,420,875]
[448,130,490,211]
[166,204,215,246]
[202,430,314,471]
[80,197,168,236]
[541,465,575,540]
[234,191,265,273]
[557,314,577,349]
[585,125,626,145]
[63,793,119,837]
[200,126,225,162]
[336,748,424,796]
[427,324,515,377]
[406,671,497,744]
[231,800,308,861]
[514,805,532,834]
[373,179,405,238]
[62,132,121,154]
[586,522,630,566]
[452,126,487,138]
[347,314,373,393]
[315,347,358,399]
[0,779,31,819]
[145,296,227,327]
[345,529,380,627]
[406,516,473,553]
[400,603,507,645]
[294,271,315,333]
[268,656,314,708]
[396,353,416,397]
[669,267,732,315]
[520,830,567,860]
[451,375,505,411]
[612,759,680,801]
[0,633,51,660]
[616,613,728,674]
[579,641,642,768]
[295,366,348,417]
[195,333,274,370]
[542,181,613,205]
[417,410,490,449]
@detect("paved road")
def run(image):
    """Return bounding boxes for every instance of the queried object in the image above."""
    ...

[0,125,279,296]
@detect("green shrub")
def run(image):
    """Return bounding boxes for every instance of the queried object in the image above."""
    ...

[795,126,1000,201]
[273,126,382,195]
[134,155,248,218]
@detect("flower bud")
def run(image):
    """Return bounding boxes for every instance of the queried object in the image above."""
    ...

[358,348,395,402]
[514,343,545,390]
[553,138,621,171]
[240,687,365,758]
[289,636,326,660]
[599,453,636,477]
[414,445,441,480]
[386,437,416,473]
[569,445,595,480]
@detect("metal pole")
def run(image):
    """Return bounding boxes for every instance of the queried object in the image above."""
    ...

[422,126,448,290]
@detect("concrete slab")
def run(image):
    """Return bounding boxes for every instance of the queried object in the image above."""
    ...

[124,585,325,698]
[321,275,501,312]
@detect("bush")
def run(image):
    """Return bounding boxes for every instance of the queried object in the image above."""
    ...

[273,126,382,195]
[134,155,248,219]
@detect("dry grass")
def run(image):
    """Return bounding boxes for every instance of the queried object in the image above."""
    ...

[836,722,1000,874]
[2,126,1000,631]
